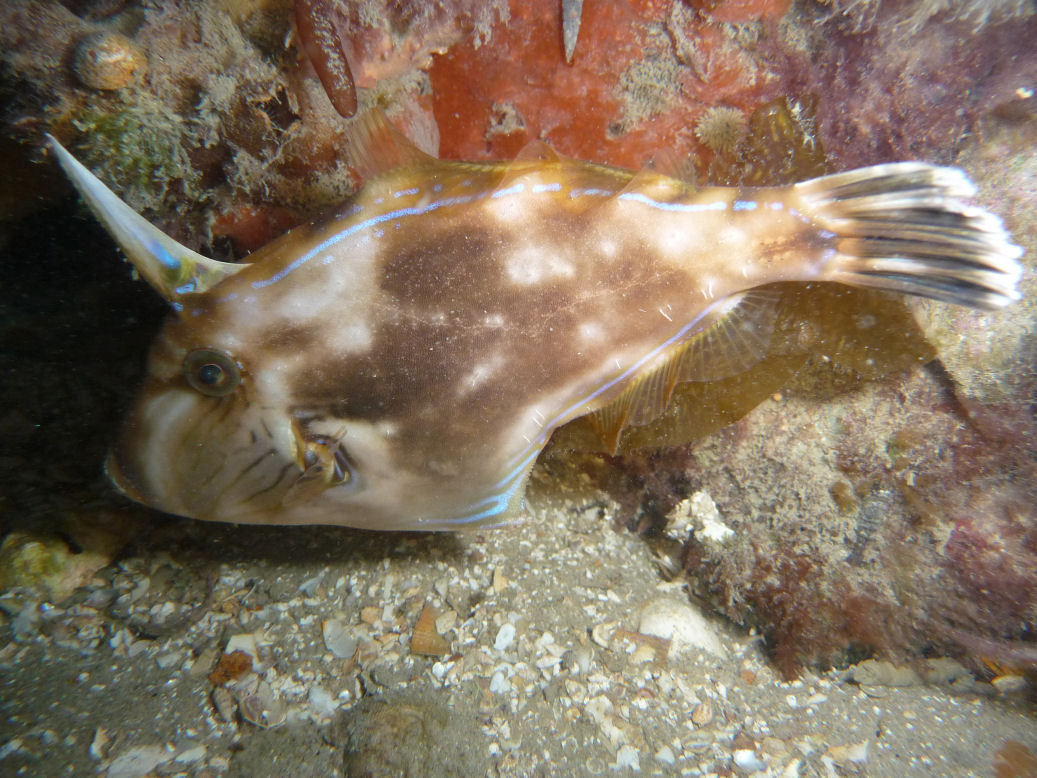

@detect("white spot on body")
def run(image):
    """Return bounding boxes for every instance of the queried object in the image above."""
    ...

[272,272,375,353]
[578,321,606,343]
[718,226,748,250]
[333,322,374,352]
[466,365,493,390]
[506,245,575,286]
[656,227,705,258]
[483,313,506,328]
[458,354,505,395]
[255,359,294,410]
[250,233,380,355]
[486,193,529,224]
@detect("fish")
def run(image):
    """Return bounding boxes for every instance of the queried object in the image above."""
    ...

[47,112,1023,531]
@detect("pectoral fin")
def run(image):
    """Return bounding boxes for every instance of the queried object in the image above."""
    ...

[47,135,246,301]
[582,290,780,452]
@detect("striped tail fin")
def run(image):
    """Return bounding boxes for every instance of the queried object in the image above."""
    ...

[795,162,1023,309]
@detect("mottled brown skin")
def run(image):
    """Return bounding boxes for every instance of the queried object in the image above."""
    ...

[108,156,833,529]
[53,102,1009,534]
[45,118,1019,531]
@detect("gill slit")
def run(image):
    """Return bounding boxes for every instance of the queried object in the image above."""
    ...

[221,446,279,495]
[243,461,297,503]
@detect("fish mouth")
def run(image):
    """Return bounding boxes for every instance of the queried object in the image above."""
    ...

[104,385,299,522]
[104,449,153,507]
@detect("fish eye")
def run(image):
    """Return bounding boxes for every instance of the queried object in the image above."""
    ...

[183,349,240,397]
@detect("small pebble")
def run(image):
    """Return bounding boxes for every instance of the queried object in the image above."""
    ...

[991,674,1027,694]
[825,739,869,765]
[492,567,509,593]
[106,745,171,778]
[211,687,236,723]
[655,744,676,765]
[614,744,640,770]
[590,621,616,648]
[224,633,259,660]
[297,573,324,597]
[494,623,516,651]
[0,740,24,759]
[690,700,713,726]
[566,646,593,675]
[434,609,457,634]
[88,727,109,761]
[732,748,767,771]
[322,619,358,659]
[174,745,206,764]
[307,685,338,718]
[155,650,183,669]
[489,670,510,694]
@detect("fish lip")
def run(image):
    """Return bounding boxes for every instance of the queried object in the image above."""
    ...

[103,450,150,505]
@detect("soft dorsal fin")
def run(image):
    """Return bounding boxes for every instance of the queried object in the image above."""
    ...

[489,139,569,193]
[616,163,697,207]
[586,290,780,453]
[344,109,437,181]
[512,139,562,164]
[47,135,246,302]
[645,148,698,187]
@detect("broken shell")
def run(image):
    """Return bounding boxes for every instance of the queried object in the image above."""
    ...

[434,609,457,635]
[410,604,449,657]
[590,621,617,648]
[88,726,110,761]
[491,567,509,593]
[494,623,516,651]
[638,598,727,658]
[211,687,237,724]
[74,31,146,91]
[690,700,714,726]
[239,680,286,728]
[630,644,656,665]
[360,605,381,626]
[322,618,359,660]
[991,674,1027,694]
